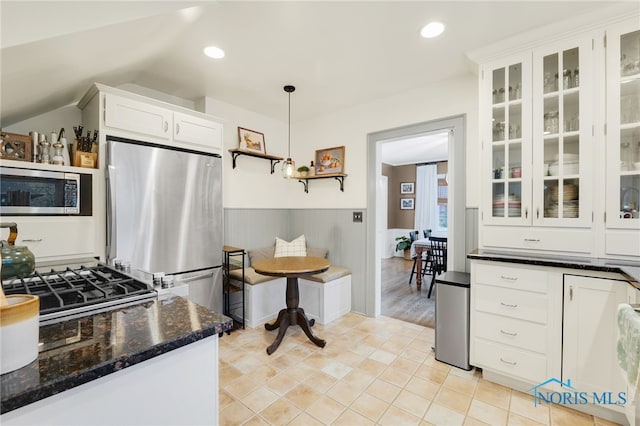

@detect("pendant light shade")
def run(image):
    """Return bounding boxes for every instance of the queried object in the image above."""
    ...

[282,85,296,178]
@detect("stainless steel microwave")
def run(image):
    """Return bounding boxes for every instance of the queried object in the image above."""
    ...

[0,167,92,215]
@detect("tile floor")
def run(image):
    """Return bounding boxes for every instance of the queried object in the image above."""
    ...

[218,313,620,426]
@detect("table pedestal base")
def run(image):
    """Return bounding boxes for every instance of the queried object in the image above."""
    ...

[264,277,326,355]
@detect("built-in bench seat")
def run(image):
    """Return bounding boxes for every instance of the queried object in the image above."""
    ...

[226,247,351,328]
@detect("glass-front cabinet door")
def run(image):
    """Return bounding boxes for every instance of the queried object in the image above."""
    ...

[606,21,640,231]
[482,54,532,226]
[532,38,593,227]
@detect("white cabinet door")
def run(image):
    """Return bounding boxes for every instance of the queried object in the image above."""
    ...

[532,36,594,228]
[9,217,96,260]
[104,93,171,140]
[605,19,640,256]
[173,112,223,154]
[481,53,532,227]
[562,274,628,408]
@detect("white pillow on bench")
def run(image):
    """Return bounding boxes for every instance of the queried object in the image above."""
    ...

[274,235,307,257]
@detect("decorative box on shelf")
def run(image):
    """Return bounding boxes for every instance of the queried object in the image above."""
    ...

[0,132,32,162]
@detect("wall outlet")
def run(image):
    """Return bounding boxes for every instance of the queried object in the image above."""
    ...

[353,211,363,223]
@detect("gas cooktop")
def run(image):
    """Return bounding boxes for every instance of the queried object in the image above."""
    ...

[2,264,157,324]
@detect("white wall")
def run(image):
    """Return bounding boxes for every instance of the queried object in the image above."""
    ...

[4,104,81,140]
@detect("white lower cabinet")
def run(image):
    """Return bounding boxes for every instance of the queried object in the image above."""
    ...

[562,275,628,414]
[471,259,636,423]
[470,261,563,387]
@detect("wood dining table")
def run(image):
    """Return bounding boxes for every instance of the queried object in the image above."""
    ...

[252,256,330,355]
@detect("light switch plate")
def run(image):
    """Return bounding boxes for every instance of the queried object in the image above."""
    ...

[353,211,363,222]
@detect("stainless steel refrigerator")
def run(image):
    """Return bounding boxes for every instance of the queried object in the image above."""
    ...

[106,136,222,308]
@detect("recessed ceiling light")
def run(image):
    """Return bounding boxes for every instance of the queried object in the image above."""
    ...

[420,22,445,38]
[203,46,225,59]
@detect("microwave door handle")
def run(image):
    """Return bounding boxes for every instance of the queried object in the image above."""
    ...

[106,165,117,264]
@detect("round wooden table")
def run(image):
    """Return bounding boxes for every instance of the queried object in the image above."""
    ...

[252,256,330,355]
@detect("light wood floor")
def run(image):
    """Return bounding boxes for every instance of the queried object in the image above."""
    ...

[381,257,436,329]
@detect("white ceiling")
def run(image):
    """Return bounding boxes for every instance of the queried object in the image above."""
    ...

[0,1,623,128]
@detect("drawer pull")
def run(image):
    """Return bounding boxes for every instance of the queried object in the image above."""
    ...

[524,238,540,243]
[500,329,517,336]
[500,357,517,366]
[500,275,518,281]
[22,238,43,242]
[500,302,518,308]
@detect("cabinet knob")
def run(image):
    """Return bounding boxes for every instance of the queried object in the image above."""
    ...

[176,123,180,135]
[164,121,169,132]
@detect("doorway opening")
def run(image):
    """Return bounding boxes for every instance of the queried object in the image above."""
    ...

[365,115,466,319]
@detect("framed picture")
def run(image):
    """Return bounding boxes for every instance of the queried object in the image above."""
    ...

[400,198,415,210]
[315,146,345,175]
[400,182,414,194]
[237,127,266,154]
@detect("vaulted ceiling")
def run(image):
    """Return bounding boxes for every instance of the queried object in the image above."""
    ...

[0,1,622,128]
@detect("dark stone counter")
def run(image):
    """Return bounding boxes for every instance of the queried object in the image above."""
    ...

[468,249,640,290]
[0,296,233,414]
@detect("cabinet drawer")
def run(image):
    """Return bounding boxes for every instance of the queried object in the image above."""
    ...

[475,262,548,292]
[475,284,548,324]
[474,311,547,354]
[474,339,547,384]
[14,218,96,260]
[482,226,594,255]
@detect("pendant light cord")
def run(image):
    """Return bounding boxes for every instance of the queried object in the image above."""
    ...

[288,91,291,158]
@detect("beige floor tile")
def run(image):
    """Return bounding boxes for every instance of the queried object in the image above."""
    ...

[393,389,431,418]
[549,404,595,426]
[467,399,509,426]
[219,364,244,386]
[389,357,421,376]
[474,379,512,410]
[304,352,331,369]
[508,412,548,426]
[464,417,493,426]
[423,355,452,373]
[351,392,390,422]
[442,374,478,396]
[379,367,413,387]
[434,386,472,414]
[370,349,398,365]
[333,408,377,426]
[366,378,403,403]
[219,400,254,426]
[334,349,366,367]
[379,405,423,426]
[414,364,448,385]
[509,390,550,425]
[266,372,300,396]
[405,376,442,400]
[356,358,388,377]
[341,368,376,391]
[284,383,323,410]
[326,380,363,406]
[243,416,271,426]
[288,412,325,426]
[225,374,265,399]
[302,370,337,393]
[594,416,623,426]
[241,386,281,413]
[400,347,430,363]
[305,394,347,424]
[350,341,378,357]
[423,402,465,426]
[321,359,353,379]
[362,334,387,347]
[260,398,301,426]
[219,388,235,410]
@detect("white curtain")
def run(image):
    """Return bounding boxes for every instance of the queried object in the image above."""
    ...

[415,164,439,233]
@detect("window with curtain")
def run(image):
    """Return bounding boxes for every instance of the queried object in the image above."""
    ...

[414,164,439,233]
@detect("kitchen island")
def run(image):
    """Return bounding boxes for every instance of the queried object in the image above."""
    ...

[1,295,233,425]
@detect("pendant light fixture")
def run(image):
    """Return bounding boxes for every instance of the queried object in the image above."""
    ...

[282,85,296,178]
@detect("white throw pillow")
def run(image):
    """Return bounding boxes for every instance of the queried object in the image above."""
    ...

[274,235,307,257]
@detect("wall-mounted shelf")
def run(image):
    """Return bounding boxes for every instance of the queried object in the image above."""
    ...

[228,149,284,174]
[298,174,347,193]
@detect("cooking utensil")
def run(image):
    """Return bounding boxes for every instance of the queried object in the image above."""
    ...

[0,222,36,279]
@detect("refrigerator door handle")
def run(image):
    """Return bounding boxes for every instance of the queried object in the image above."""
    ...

[106,165,117,264]
[179,271,216,283]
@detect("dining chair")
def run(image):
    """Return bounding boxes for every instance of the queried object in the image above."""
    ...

[427,236,447,298]
[408,230,432,285]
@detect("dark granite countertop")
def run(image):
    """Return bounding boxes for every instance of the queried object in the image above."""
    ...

[468,249,640,290]
[1,296,233,414]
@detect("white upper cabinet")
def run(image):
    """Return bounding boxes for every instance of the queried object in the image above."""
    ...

[474,6,639,258]
[173,111,223,154]
[605,19,640,257]
[104,93,171,140]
